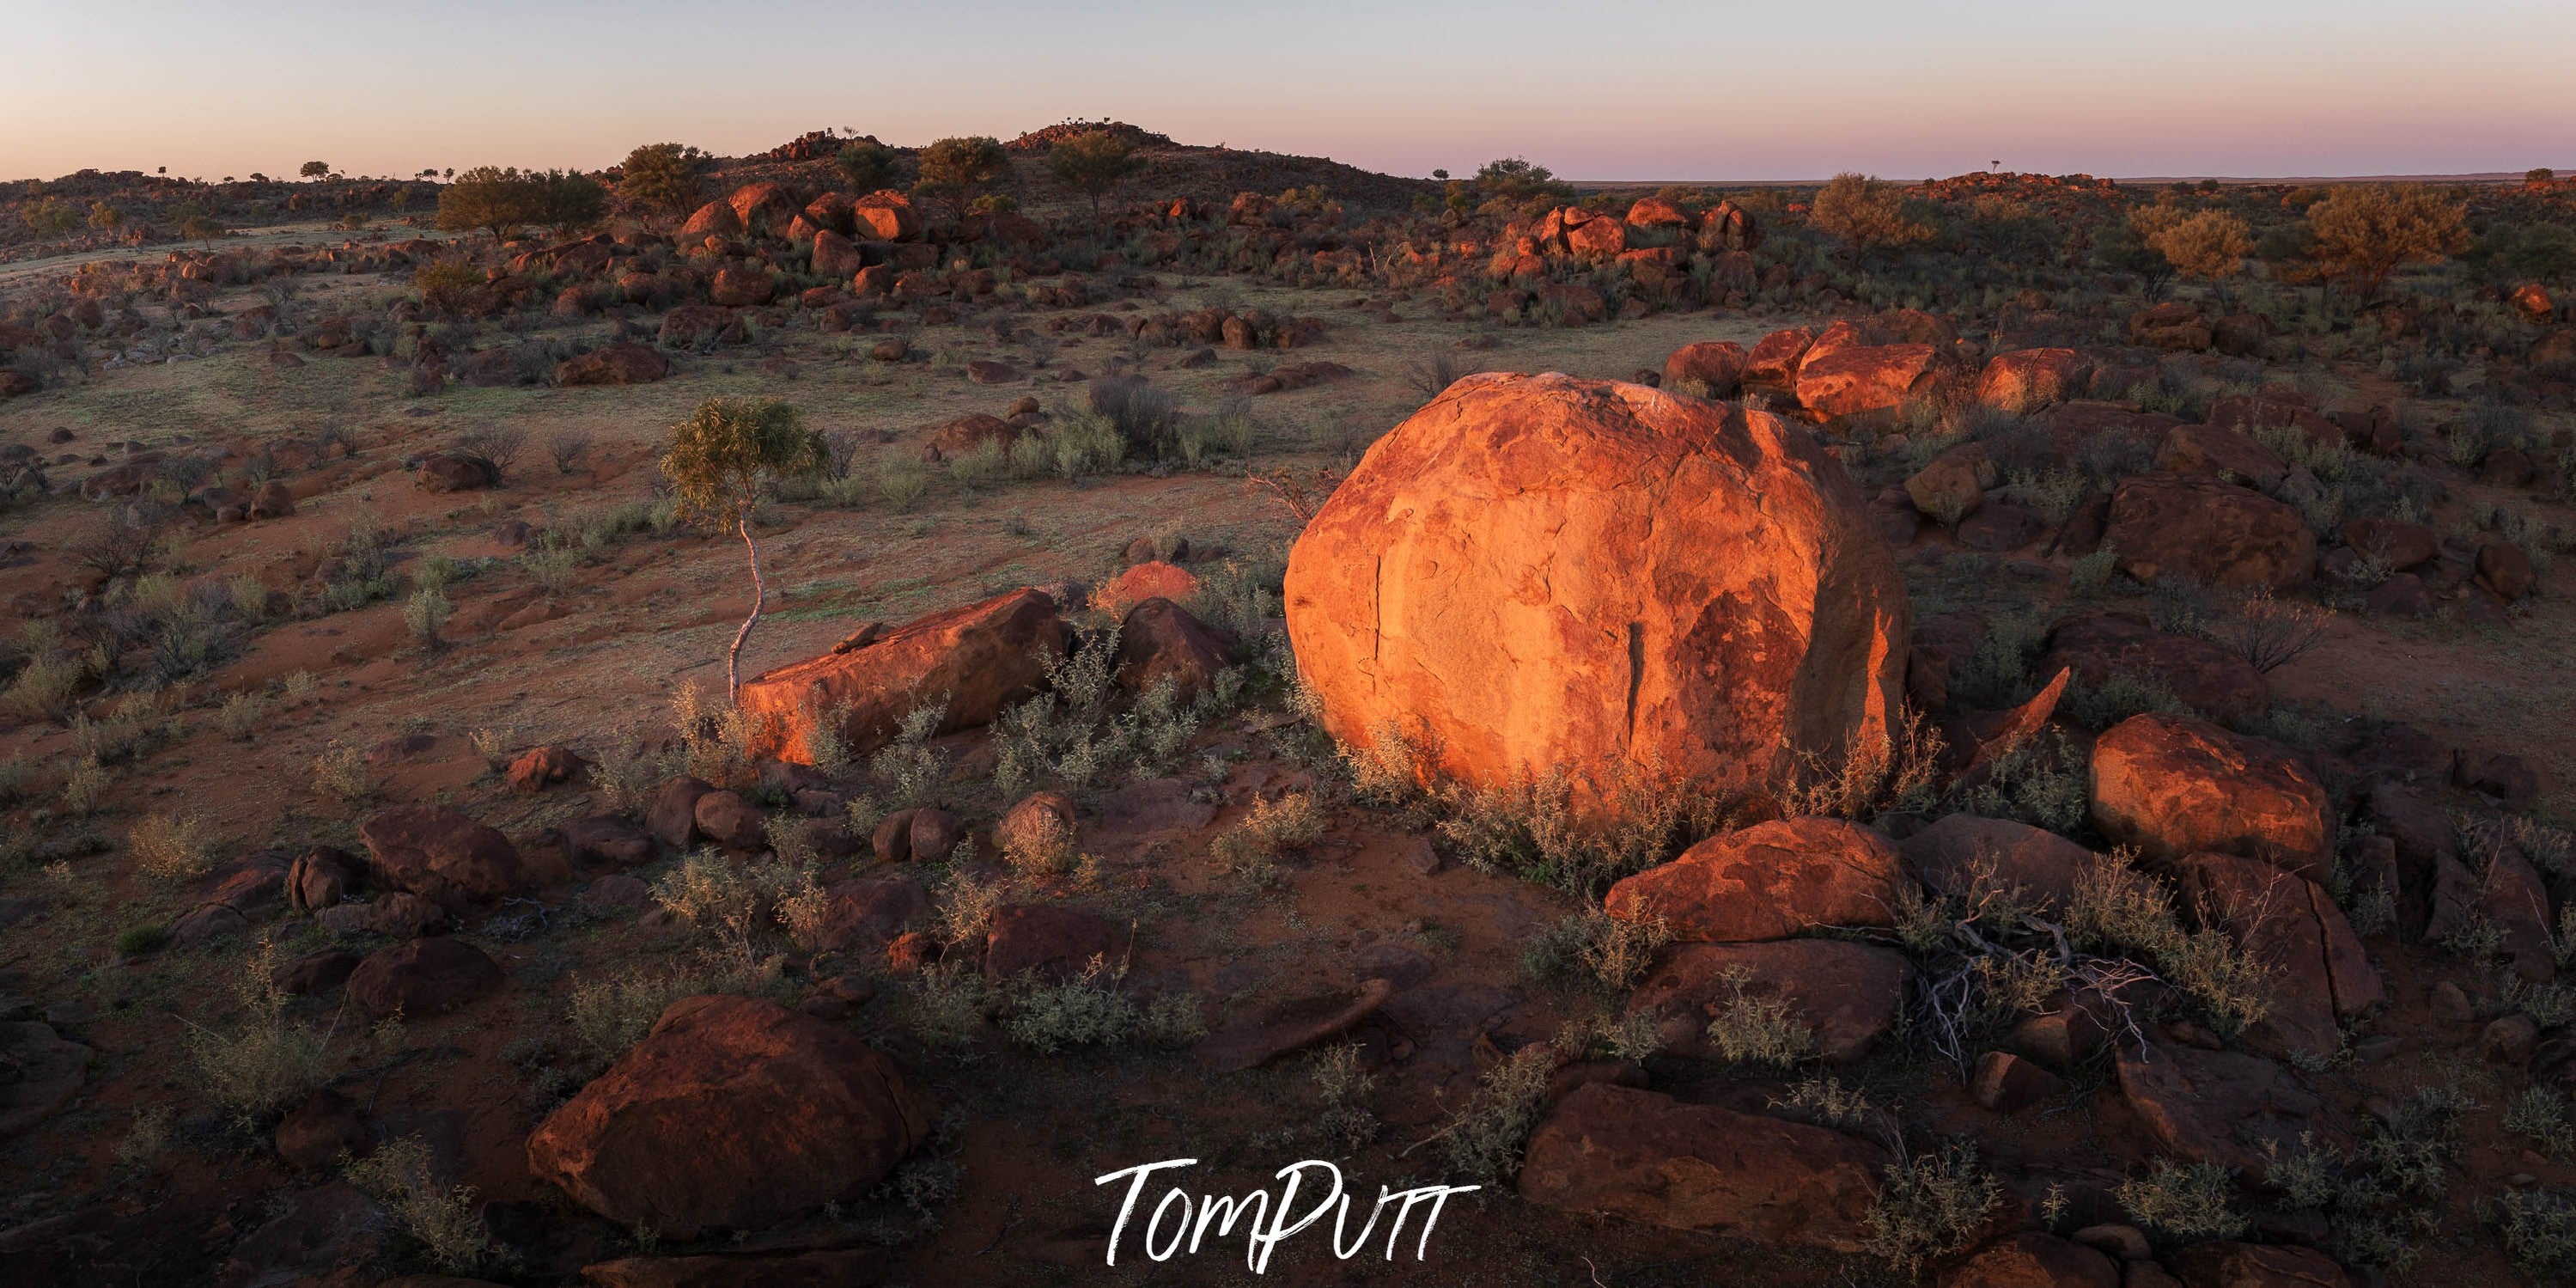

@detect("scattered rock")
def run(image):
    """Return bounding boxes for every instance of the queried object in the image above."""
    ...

[345,938,504,1018]
[1971,1051,2068,1114]
[0,1022,86,1135]
[505,744,586,793]
[1605,818,1915,943]
[361,804,561,901]
[1517,1082,1885,1251]
[1940,1232,2118,1288]
[526,995,934,1239]
[275,1090,370,1170]
[2116,1041,2340,1183]
[1899,815,2104,915]
[2088,714,2334,880]
[2104,473,2315,593]
[739,588,1068,763]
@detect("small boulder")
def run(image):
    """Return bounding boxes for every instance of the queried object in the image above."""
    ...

[738,589,1067,764]
[361,804,558,901]
[2104,473,2315,593]
[1605,818,1915,943]
[1517,1083,1885,1251]
[525,995,935,1239]
[1940,1232,2117,1288]
[1899,815,2105,915]
[1971,1052,2068,1114]
[644,776,716,849]
[345,938,504,1018]
[691,791,766,851]
[1626,939,1911,1064]
[505,744,586,794]
[1114,598,1233,702]
[2088,714,2334,880]
[275,1090,370,1170]
[984,904,1117,982]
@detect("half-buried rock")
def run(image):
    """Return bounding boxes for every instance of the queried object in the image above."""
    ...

[739,587,1067,764]
[1604,817,1915,941]
[1518,1082,1885,1251]
[527,995,934,1238]
[1625,938,1911,1063]
[1283,373,1908,822]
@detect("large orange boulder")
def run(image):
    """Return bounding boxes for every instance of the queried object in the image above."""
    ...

[1604,817,1915,941]
[1794,343,1945,419]
[526,995,934,1239]
[2089,713,2335,880]
[2104,473,2315,593]
[1660,340,1747,398]
[1744,327,1816,387]
[725,181,801,235]
[739,588,1068,763]
[853,190,922,241]
[678,200,741,240]
[1282,373,1909,819]
[1974,348,2092,413]
[708,266,776,308]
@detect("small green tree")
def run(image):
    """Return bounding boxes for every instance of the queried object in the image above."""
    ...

[299,161,331,181]
[1047,129,1146,223]
[21,198,76,237]
[532,169,606,239]
[661,399,826,699]
[916,136,1008,213]
[436,166,543,243]
[834,140,897,192]
[88,201,123,231]
[617,142,706,228]
[2506,223,2576,286]
[2141,208,2253,282]
[1473,156,1569,204]
[1810,172,1933,257]
[2306,184,2469,299]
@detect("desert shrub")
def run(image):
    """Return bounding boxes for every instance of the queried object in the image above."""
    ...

[2362,1086,2473,1200]
[1811,173,1934,255]
[1401,350,1480,403]
[1088,375,1180,457]
[1,653,87,723]
[2117,1158,2249,1240]
[649,850,820,967]
[130,810,218,880]
[1434,1042,1556,1183]
[1209,791,1325,888]
[2507,1085,2574,1156]
[999,809,1076,876]
[945,437,1008,488]
[930,869,1007,951]
[545,430,592,473]
[870,698,952,809]
[55,754,111,814]
[1523,907,1670,994]
[1860,1143,2003,1275]
[215,690,268,742]
[2305,185,2469,298]
[2495,1189,2576,1279]
[454,426,526,481]
[186,939,332,1122]
[403,582,451,650]
[1048,411,1126,479]
[2066,855,2273,1035]
[345,1135,496,1273]
[874,453,933,508]
[116,922,170,957]
[2061,673,2194,730]
[1301,1044,1381,1155]
[997,957,1198,1055]
[1949,728,2089,835]
[0,754,29,806]
[113,1105,173,1174]
[670,681,756,785]
[566,964,718,1062]
[2205,588,2330,674]
[1770,1077,1879,1130]
[1777,716,1945,821]
[1189,555,1285,638]
[902,959,990,1052]
[1434,765,1723,899]
[310,741,368,802]
[1705,968,1816,1067]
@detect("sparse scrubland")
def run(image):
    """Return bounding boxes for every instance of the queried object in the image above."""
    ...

[2,125,2575,1286]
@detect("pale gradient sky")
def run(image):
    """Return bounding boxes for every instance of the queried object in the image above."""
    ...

[7,0,2573,184]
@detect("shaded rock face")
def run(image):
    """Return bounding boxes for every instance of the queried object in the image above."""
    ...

[1605,817,1915,942]
[1940,1232,2120,1287]
[1285,374,1908,823]
[738,588,1068,763]
[2172,852,2383,1061]
[526,995,934,1240]
[2089,714,2334,881]
[0,1022,87,1136]
[1899,814,2104,915]
[345,937,503,1018]
[2166,1241,2355,1288]
[2116,1041,2344,1184]
[2042,610,2268,727]
[1517,1082,1885,1252]
[359,804,561,901]
[2104,473,2316,594]
[1625,938,1911,1063]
